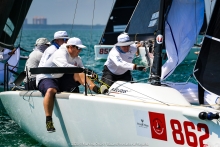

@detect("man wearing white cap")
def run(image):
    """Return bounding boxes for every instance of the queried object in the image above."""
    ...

[101,33,144,87]
[38,31,69,67]
[23,38,50,90]
[36,37,107,132]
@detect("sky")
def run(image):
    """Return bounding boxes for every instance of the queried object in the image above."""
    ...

[26,0,116,25]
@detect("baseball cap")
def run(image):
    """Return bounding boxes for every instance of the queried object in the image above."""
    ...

[35,38,50,46]
[66,37,86,48]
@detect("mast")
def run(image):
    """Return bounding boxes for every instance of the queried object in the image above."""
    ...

[149,0,166,86]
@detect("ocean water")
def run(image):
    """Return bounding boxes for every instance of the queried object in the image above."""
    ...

[0,28,198,146]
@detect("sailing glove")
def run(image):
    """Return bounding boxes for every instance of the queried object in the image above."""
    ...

[134,64,146,71]
[85,68,98,80]
[136,66,146,71]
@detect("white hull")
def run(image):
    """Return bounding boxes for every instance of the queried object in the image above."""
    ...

[1,82,220,146]
[0,84,18,110]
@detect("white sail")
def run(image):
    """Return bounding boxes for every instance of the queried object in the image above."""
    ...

[0,48,20,84]
[161,0,204,80]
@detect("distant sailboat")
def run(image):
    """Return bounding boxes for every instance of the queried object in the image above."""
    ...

[94,0,209,66]
[94,0,139,60]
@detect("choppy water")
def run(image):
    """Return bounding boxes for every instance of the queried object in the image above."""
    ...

[0,28,198,146]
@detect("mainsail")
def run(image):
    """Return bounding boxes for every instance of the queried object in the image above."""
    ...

[99,0,139,45]
[161,0,204,80]
[125,0,161,41]
[194,0,220,96]
[0,0,32,48]
[0,0,32,90]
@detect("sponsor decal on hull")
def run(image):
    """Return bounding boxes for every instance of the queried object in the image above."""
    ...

[149,112,167,141]
[134,110,213,146]
[133,110,151,137]
[111,88,129,93]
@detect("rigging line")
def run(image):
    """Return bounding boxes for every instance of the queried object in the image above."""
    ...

[100,76,167,105]
[70,0,79,36]
[87,0,96,67]
[132,77,150,83]
[109,81,169,105]
[135,34,138,41]
[205,35,220,42]
[164,74,194,93]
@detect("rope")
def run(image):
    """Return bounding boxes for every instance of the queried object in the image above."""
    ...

[103,75,220,109]
[108,80,170,105]
[70,0,79,36]
[91,71,169,105]
[85,82,94,96]
[86,0,96,66]
[134,34,138,41]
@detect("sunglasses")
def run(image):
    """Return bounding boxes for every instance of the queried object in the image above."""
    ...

[75,46,81,50]
[63,39,68,43]
[69,45,81,50]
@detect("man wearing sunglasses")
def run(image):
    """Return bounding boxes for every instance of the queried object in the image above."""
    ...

[38,31,69,68]
[23,38,50,90]
[36,37,107,133]
[101,33,145,87]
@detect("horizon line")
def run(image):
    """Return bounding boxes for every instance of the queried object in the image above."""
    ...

[24,24,106,26]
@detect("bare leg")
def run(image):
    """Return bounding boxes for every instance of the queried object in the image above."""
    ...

[74,73,97,91]
[43,88,57,116]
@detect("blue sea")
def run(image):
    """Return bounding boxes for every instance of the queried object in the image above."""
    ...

[0,28,199,146]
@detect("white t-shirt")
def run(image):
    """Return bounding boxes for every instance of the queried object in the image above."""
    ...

[23,49,43,83]
[38,44,58,67]
[36,44,84,85]
[104,44,137,75]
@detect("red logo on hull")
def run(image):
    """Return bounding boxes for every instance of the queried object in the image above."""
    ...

[149,112,167,141]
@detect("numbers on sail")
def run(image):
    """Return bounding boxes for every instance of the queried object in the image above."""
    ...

[99,48,111,54]
[170,119,209,147]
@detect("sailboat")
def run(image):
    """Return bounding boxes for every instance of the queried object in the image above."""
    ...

[1,0,220,146]
[94,0,207,67]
